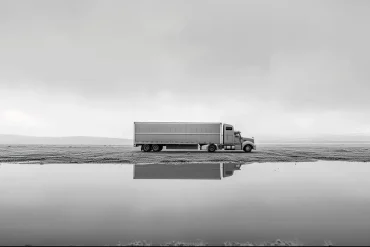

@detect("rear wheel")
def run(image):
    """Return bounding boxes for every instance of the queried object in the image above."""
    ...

[152,144,162,152]
[243,144,252,153]
[208,144,217,152]
[143,144,152,152]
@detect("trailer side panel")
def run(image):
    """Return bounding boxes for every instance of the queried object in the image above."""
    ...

[134,122,221,145]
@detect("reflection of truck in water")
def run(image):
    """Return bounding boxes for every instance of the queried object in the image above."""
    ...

[134,122,256,153]
[133,163,242,180]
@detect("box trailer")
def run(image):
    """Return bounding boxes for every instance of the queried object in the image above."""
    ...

[134,122,256,152]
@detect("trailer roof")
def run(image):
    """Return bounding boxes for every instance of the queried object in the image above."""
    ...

[134,122,222,124]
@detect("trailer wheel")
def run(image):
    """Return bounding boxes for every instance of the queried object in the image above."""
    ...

[143,144,152,152]
[152,144,161,152]
[208,144,217,152]
[243,145,252,153]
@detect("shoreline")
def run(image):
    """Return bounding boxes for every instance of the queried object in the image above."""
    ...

[1,144,369,164]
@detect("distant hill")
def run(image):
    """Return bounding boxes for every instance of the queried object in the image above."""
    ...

[0,134,132,145]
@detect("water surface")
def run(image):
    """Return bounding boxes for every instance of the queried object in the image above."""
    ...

[0,161,369,246]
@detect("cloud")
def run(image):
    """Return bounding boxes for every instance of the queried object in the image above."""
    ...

[2,110,40,125]
[0,109,48,136]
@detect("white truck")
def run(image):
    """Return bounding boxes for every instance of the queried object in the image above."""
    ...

[133,122,256,153]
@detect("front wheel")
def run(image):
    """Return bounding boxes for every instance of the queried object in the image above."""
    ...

[243,145,252,153]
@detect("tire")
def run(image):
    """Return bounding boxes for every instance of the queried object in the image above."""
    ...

[243,144,252,153]
[208,144,217,152]
[152,144,162,152]
[143,144,152,152]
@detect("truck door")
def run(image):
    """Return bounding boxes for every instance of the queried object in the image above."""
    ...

[223,125,234,145]
[234,133,242,150]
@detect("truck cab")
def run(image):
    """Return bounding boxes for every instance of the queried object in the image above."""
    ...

[223,124,256,152]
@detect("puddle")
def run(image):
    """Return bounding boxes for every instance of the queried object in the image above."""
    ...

[0,161,370,245]
[134,162,242,180]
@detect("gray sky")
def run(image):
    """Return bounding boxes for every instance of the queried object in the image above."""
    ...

[1,0,369,139]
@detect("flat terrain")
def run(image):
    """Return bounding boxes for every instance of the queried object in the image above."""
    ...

[0,144,369,164]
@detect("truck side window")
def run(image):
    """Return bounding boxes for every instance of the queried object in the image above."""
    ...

[226,127,232,131]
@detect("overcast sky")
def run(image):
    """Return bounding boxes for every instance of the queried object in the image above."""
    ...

[1,0,369,139]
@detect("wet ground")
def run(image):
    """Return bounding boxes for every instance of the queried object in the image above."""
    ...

[1,161,370,246]
[1,143,370,164]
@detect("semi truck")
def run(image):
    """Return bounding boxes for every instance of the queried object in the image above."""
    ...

[133,122,256,153]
